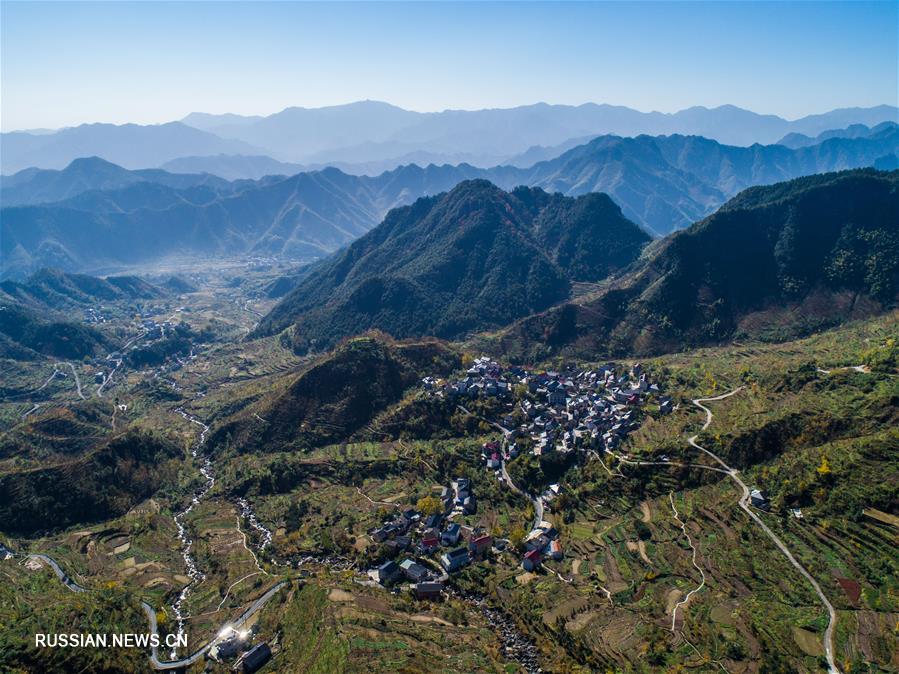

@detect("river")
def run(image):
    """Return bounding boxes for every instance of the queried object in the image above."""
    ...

[169,408,213,658]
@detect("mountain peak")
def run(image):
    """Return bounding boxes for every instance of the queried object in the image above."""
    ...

[63,156,128,172]
[253,182,650,352]
[446,177,504,196]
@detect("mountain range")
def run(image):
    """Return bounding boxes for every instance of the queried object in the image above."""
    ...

[0,159,495,278]
[178,101,899,165]
[0,157,233,207]
[776,121,898,149]
[0,122,263,175]
[3,125,897,279]
[250,169,897,359]
[0,267,166,311]
[3,101,896,175]
[252,180,651,352]
[484,169,899,360]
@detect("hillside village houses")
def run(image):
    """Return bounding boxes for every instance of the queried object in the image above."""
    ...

[427,356,670,458]
[366,357,671,590]
[366,475,482,595]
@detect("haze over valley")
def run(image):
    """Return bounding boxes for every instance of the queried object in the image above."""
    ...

[2,113,897,280]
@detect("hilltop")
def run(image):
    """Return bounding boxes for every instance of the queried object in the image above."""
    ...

[0,156,232,207]
[485,169,899,360]
[0,268,165,311]
[0,304,109,360]
[253,181,651,352]
[207,335,460,454]
[0,428,182,536]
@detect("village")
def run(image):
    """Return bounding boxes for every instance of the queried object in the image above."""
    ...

[426,356,673,457]
[365,357,673,599]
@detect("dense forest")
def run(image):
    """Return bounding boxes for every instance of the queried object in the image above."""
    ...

[0,304,108,360]
[255,180,650,353]
[490,169,899,360]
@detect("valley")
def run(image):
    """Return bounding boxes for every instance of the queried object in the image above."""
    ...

[1,249,896,672]
[3,2,897,671]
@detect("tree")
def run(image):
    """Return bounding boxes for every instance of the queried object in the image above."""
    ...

[773,208,808,298]
[285,499,309,532]
[508,525,526,552]
[416,496,442,516]
[816,455,832,478]
[634,519,652,541]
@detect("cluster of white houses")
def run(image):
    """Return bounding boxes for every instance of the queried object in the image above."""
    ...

[520,519,563,572]
[139,317,177,340]
[371,358,677,585]
[426,357,671,458]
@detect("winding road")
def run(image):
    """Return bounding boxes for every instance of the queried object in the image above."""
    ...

[21,403,41,419]
[457,404,545,530]
[10,361,85,413]
[15,550,286,671]
[141,581,286,670]
[456,386,842,670]
[58,361,86,400]
[96,328,151,398]
[667,492,706,632]
[26,553,87,592]
[688,389,841,674]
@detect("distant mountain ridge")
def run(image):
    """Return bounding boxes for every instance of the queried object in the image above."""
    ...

[777,121,898,149]
[3,101,896,174]
[159,155,307,181]
[2,128,896,278]
[0,156,233,207]
[253,180,651,352]
[0,122,264,175]
[180,101,898,164]
[158,150,505,180]
[0,160,488,278]
[528,129,898,232]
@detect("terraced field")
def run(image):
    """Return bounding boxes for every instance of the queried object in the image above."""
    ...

[1,262,895,674]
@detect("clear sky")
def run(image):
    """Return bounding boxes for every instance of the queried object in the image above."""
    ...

[1,1,896,131]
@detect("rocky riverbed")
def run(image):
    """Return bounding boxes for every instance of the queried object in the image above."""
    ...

[170,408,212,658]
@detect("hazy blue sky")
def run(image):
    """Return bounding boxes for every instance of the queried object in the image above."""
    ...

[1,1,896,131]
